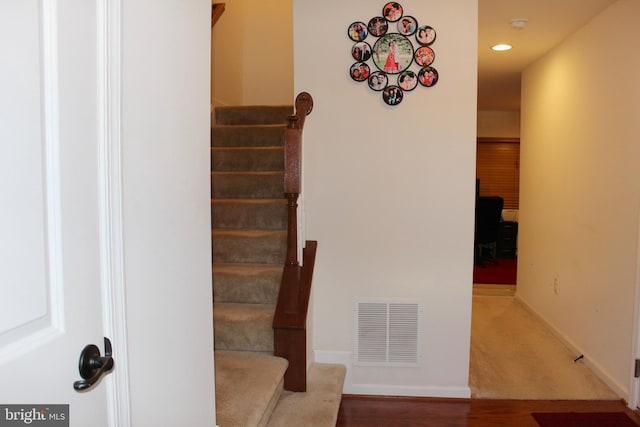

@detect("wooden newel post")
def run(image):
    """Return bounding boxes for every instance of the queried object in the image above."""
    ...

[284,116,301,194]
[285,193,299,267]
[274,92,315,392]
[284,111,302,267]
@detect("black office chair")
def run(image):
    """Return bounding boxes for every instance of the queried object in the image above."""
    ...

[474,196,504,266]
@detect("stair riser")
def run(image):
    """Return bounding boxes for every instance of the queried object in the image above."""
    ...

[213,268,281,304]
[214,304,274,352]
[211,125,286,147]
[211,147,284,172]
[212,232,286,264]
[215,322,273,353]
[214,321,274,352]
[214,106,293,125]
[212,200,287,230]
[212,173,284,199]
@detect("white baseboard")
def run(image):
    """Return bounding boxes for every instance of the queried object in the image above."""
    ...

[346,383,471,398]
[314,350,471,398]
[515,295,629,400]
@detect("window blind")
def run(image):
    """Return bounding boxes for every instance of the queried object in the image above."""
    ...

[476,138,520,210]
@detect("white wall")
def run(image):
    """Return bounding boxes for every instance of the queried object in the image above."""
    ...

[122,0,216,424]
[212,0,294,106]
[477,110,520,138]
[294,0,477,397]
[518,0,640,400]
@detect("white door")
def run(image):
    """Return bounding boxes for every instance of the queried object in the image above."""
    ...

[0,0,110,424]
[1,0,216,425]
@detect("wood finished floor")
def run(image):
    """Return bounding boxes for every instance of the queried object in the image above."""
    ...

[337,395,640,427]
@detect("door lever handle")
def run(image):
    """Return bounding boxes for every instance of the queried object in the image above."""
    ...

[73,337,115,391]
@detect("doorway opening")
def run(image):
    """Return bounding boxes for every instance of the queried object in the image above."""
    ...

[473,137,520,293]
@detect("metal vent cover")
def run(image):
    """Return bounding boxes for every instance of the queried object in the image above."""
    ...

[354,301,421,367]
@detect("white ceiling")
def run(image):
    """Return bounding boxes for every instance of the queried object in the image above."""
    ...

[477,0,618,111]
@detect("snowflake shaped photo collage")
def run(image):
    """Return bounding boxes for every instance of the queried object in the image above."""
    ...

[348,2,438,106]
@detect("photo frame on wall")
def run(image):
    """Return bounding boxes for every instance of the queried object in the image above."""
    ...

[398,70,418,91]
[368,71,388,91]
[382,85,403,106]
[368,17,388,37]
[348,21,368,41]
[397,16,417,36]
[416,25,436,45]
[372,33,414,74]
[418,66,438,87]
[350,62,371,82]
[352,42,372,61]
[382,2,403,22]
[414,46,435,67]
[347,3,439,106]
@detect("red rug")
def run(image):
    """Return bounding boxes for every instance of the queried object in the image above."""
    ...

[473,258,517,284]
[532,412,639,427]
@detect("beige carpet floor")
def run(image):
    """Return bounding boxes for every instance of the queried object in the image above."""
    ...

[470,295,619,400]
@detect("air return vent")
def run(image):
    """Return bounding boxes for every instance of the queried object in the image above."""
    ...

[354,301,421,367]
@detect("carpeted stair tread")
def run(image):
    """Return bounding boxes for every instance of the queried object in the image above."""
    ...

[212,199,287,230]
[211,124,286,148]
[214,303,275,352]
[214,105,293,125]
[215,351,288,427]
[211,146,284,172]
[212,171,284,199]
[213,263,282,304]
[212,229,286,264]
[266,363,347,427]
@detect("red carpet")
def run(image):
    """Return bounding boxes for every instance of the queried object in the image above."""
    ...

[532,412,639,427]
[473,258,517,284]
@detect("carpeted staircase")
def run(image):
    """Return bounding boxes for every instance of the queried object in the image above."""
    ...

[211,104,345,426]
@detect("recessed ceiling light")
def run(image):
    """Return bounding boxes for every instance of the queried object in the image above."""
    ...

[491,44,512,51]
